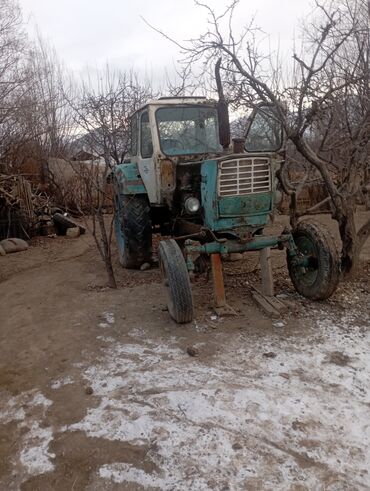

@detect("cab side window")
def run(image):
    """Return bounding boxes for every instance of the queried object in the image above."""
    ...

[140,112,153,158]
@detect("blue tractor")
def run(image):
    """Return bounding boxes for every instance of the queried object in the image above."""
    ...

[112,97,339,323]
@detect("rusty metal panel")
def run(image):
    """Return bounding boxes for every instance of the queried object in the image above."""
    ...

[160,159,176,192]
[218,193,272,217]
[201,159,272,231]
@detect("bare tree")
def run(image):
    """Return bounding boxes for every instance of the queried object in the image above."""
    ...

[0,0,30,166]
[147,0,369,275]
[6,35,75,189]
[74,68,153,165]
[163,64,198,97]
[27,36,74,160]
[68,68,153,288]
[0,3,74,191]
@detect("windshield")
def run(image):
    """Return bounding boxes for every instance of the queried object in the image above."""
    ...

[156,106,221,156]
[245,105,283,153]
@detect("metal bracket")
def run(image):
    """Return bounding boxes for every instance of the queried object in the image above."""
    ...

[260,247,274,296]
[210,254,237,316]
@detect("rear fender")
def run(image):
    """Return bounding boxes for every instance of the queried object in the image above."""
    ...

[114,163,147,195]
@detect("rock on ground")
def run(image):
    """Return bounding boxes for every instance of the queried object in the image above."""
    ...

[0,238,29,253]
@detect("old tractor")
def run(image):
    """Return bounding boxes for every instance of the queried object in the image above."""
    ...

[112,97,339,322]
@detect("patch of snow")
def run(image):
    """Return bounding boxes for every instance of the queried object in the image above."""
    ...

[30,393,52,407]
[0,401,26,424]
[127,327,146,339]
[193,321,208,332]
[50,376,74,390]
[98,312,115,328]
[96,335,115,343]
[0,390,55,482]
[103,312,115,324]
[0,390,51,424]
[99,463,183,489]
[70,304,370,489]
[20,422,55,474]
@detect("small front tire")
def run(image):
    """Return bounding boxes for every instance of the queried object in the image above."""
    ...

[287,220,340,300]
[159,239,194,323]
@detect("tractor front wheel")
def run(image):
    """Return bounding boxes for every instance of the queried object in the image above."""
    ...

[114,195,152,269]
[287,221,340,300]
[159,239,194,323]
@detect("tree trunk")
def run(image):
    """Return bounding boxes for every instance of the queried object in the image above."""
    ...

[351,217,370,273]
[96,211,117,289]
[289,136,370,276]
[338,206,358,275]
[338,194,370,276]
[106,260,117,289]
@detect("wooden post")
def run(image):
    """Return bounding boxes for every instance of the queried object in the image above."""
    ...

[210,253,226,307]
[260,247,274,297]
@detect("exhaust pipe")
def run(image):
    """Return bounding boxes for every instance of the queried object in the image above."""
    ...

[215,58,231,150]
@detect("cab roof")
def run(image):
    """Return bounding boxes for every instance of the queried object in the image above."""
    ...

[133,96,218,116]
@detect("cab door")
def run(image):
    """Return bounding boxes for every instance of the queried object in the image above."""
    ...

[136,110,158,203]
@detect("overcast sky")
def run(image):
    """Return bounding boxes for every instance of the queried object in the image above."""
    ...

[19,0,314,86]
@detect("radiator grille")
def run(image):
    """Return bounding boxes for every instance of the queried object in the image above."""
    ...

[218,157,271,197]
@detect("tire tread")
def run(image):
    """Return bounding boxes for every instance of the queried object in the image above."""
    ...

[288,220,340,300]
[116,195,152,269]
[159,239,194,323]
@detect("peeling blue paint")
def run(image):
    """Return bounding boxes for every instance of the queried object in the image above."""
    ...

[114,162,147,195]
[201,159,273,231]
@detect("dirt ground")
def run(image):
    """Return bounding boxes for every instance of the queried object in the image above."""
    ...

[0,212,369,491]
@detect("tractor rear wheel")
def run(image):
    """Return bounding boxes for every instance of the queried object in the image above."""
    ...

[287,221,340,300]
[159,239,194,323]
[114,194,152,269]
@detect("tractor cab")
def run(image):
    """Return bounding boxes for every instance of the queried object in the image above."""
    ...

[128,97,223,205]
[127,97,284,237]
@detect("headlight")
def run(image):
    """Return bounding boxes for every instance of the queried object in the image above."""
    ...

[184,197,200,214]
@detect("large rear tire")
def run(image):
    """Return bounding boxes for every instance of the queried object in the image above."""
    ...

[287,220,340,300]
[114,195,152,269]
[159,239,194,323]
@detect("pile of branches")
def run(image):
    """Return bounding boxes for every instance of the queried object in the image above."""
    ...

[0,174,53,238]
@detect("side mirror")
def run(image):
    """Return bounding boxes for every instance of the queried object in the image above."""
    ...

[245,104,284,153]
